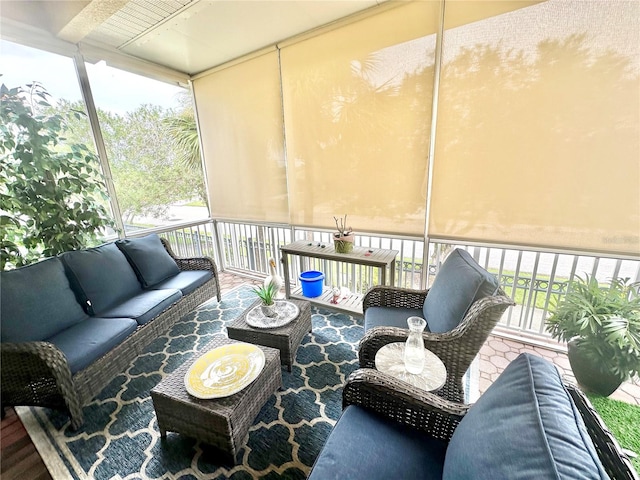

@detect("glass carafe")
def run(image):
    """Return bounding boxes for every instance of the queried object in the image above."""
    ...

[404,316,426,374]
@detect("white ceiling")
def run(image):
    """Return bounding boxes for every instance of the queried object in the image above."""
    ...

[1,0,384,75]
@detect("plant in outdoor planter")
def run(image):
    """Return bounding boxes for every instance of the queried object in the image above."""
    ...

[333,215,354,254]
[545,275,640,396]
[253,282,279,317]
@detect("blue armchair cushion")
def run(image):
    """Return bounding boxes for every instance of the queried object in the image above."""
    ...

[46,317,138,374]
[149,270,212,295]
[443,353,608,479]
[364,306,426,332]
[309,405,448,480]
[116,234,180,288]
[423,249,499,333]
[98,289,182,325]
[61,243,142,316]
[0,257,89,343]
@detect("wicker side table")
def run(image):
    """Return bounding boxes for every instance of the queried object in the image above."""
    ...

[226,298,312,372]
[150,335,281,462]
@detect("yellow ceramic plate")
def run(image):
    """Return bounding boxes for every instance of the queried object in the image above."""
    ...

[184,343,265,399]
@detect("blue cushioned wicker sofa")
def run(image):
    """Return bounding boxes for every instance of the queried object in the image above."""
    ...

[309,353,639,480]
[0,234,220,428]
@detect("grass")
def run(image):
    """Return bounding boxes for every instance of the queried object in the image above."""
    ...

[183,200,206,207]
[492,269,564,310]
[587,393,640,474]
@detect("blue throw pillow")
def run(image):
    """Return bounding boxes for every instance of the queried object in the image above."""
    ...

[116,234,180,288]
[0,257,89,342]
[423,249,499,333]
[61,243,142,315]
[442,353,609,479]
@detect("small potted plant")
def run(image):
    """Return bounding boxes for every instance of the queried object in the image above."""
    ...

[545,275,640,396]
[333,215,354,254]
[253,282,279,317]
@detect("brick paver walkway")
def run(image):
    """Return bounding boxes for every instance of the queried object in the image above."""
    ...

[480,334,640,405]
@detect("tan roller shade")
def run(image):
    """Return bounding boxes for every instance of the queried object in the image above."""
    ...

[280,1,440,235]
[192,50,288,223]
[430,0,640,256]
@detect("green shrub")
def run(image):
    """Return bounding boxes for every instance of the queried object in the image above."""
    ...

[0,83,115,270]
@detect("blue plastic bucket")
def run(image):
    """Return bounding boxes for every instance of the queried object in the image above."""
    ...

[299,270,325,298]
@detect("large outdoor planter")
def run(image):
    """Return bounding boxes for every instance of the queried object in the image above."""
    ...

[567,339,623,397]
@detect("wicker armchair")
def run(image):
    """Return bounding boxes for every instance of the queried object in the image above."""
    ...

[360,285,515,402]
[337,367,638,480]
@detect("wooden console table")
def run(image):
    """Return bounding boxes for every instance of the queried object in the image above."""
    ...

[280,240,398,315]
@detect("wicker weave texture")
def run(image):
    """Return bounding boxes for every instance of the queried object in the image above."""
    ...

[567,384,639,480]
[363,285,428,311]
[359,287,515,403]
[343,368,468,442]
[1,240,220,429]
[226,299,312,371]
[151,335,282,459]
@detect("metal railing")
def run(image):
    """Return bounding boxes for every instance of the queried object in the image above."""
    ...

[150,219,640,338]
[445,245,640,336]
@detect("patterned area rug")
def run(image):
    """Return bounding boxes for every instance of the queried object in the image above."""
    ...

[17,285,363,479]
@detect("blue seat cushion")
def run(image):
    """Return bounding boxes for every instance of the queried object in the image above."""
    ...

[46,317,138,374]
[309,405,448,480]
[423,249,499,333]
[443,353,608,480]
[116,234,180,288]
[1,257,89,343]
[149,270,212,295]
[61,243,142,316]
[99,289,182,325]
[364,306,426,332]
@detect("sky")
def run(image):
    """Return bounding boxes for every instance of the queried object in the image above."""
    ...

[0,39,186,114]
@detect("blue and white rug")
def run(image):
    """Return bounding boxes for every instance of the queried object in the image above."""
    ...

[17,285,363,479]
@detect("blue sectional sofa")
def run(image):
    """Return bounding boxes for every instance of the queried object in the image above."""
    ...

[1,234,220,428]
[309,353,638,480]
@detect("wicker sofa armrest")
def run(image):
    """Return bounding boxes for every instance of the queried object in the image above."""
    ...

[1,341,83,428]
[343,368,469,442]
[566,383,639,480]
[362,286,429,313]
[160,237,221,301]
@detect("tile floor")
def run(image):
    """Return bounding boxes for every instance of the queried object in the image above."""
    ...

[479,334,640,405]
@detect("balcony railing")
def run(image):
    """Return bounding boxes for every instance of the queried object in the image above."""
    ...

[151,219,640,339]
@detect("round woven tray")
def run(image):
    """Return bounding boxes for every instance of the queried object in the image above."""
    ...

[245,300,300,329]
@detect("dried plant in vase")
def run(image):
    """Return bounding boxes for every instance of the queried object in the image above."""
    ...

[333,215,354,253]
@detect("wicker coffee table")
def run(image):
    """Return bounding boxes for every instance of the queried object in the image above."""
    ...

[226,298,312,371]
[150,335,282,461]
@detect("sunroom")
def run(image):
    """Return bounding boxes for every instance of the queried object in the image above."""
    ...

[1,0,639,479]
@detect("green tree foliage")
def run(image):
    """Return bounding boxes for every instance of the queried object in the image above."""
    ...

[0,83,115,270]
[162,102,208,204]
[164,111,201,172]
[58,99,206,223]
